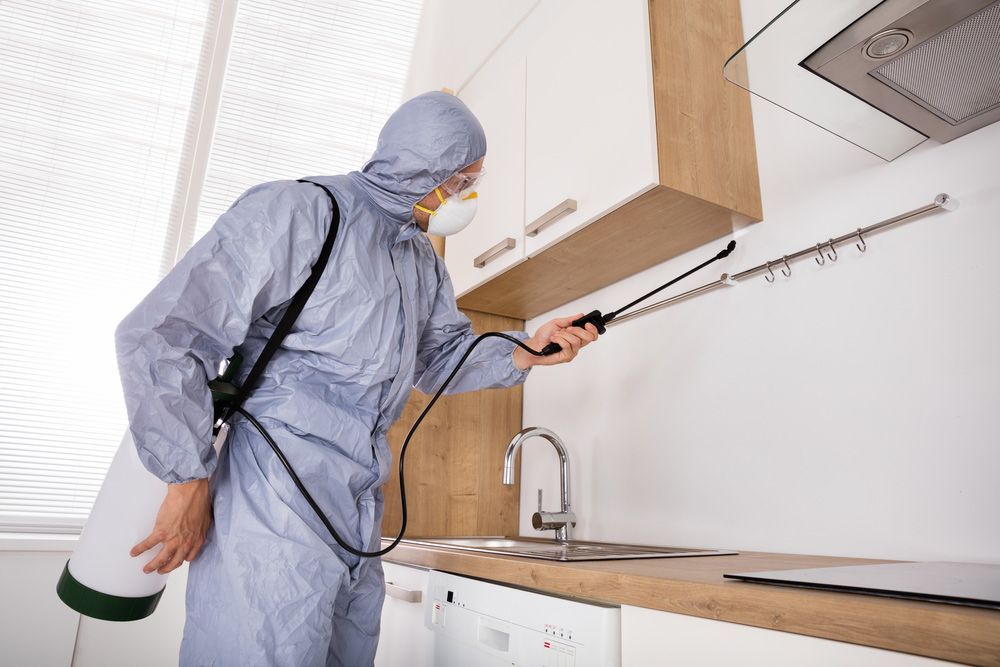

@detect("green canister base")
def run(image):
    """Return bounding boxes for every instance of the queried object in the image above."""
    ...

[56,561,164,622]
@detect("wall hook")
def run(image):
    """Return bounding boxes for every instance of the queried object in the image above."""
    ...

[825,239,839,262]
[780,255,792,277]
[855,228,867,253]
[814,244,826,266]
[764,261,775,283]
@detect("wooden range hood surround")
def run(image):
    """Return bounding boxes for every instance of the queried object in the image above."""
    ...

[456,0,762,321]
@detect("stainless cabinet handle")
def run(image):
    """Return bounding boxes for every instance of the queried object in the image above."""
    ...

[473,237,516,268]
[385,581,422,603]
[525,198,577,237]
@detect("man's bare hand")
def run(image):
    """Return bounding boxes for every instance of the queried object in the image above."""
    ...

[513,313,600,370]
[131,477,212,574]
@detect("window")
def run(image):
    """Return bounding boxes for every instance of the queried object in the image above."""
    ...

[0,0,218,532]
[0,0,422,532]
[192,0,421,241]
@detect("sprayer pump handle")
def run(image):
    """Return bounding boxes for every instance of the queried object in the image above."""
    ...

[540,310,607,356]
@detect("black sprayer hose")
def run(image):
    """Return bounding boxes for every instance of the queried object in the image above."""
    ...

[235,332,544,558]
[233,240,734,558]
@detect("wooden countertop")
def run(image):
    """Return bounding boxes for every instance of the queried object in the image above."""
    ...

[383,541,1000,666]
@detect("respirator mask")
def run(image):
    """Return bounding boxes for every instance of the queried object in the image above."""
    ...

[414,170,485,236]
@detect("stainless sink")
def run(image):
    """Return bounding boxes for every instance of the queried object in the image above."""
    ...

[401,536,737,562]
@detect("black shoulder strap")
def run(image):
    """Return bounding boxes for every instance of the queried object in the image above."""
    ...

[225,179,340,416]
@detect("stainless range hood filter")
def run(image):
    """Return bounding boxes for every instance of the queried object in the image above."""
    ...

[804,0,1000,144]
[872,2,1000,125]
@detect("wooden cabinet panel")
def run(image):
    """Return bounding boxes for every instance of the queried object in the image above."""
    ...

[382,310,523,538]
[650,0,762,219]
[455,185,737,319]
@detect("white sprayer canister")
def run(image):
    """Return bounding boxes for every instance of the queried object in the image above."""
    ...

[56,429,168,621]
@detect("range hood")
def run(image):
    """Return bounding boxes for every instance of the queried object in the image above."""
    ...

[804,0,1000,144]
[724,0,1000,160]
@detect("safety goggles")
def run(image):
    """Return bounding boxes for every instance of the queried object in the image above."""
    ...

[440,169,486,197]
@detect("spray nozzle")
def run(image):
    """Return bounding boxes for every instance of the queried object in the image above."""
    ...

[716,240,737,260]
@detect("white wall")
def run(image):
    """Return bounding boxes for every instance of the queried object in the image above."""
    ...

[519,1,1000,564]
[0,549,80,667]
[0,540,189,667]
[404,0,538,98]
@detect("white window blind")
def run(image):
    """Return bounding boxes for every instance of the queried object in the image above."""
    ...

[0,0,217,532]
[192,0,422,241]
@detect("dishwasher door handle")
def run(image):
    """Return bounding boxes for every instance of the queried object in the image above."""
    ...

[385,581,422,603]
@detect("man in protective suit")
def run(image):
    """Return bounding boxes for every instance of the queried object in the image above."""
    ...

[115,91,598,666]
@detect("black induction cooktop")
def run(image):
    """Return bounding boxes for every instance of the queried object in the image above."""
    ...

[724,561,1000,609]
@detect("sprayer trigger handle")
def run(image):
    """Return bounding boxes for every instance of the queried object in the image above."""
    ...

[574,310,608,335]
[539,309,607,356]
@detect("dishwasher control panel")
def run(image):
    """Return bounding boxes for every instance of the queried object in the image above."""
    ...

[425,570,620,667]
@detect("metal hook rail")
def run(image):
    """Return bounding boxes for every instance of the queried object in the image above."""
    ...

[608,193,959,327]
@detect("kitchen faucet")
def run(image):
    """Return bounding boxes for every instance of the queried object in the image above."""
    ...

[502,427,576,542]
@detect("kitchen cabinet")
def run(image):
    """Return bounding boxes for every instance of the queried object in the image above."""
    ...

[383,542,1000,665]
[375,562,433,667]
[446,45,527,296]
[523,0,658,256]
[449,0,761,320]
[620,605,953,666]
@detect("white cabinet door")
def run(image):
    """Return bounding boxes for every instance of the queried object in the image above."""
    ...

[446,45,527,296]
[523,0,658,256]
[375,562,433,667]
[620,605,954,666]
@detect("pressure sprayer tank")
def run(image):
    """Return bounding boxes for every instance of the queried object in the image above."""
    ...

[56,429,169,621]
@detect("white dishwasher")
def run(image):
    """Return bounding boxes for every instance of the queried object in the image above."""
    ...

[424,570,621,666]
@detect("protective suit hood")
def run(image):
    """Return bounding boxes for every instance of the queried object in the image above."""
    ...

[354,91,487,224]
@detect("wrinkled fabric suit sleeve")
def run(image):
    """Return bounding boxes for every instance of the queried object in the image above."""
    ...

[115,182,328,483]
[413,256,530,395]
